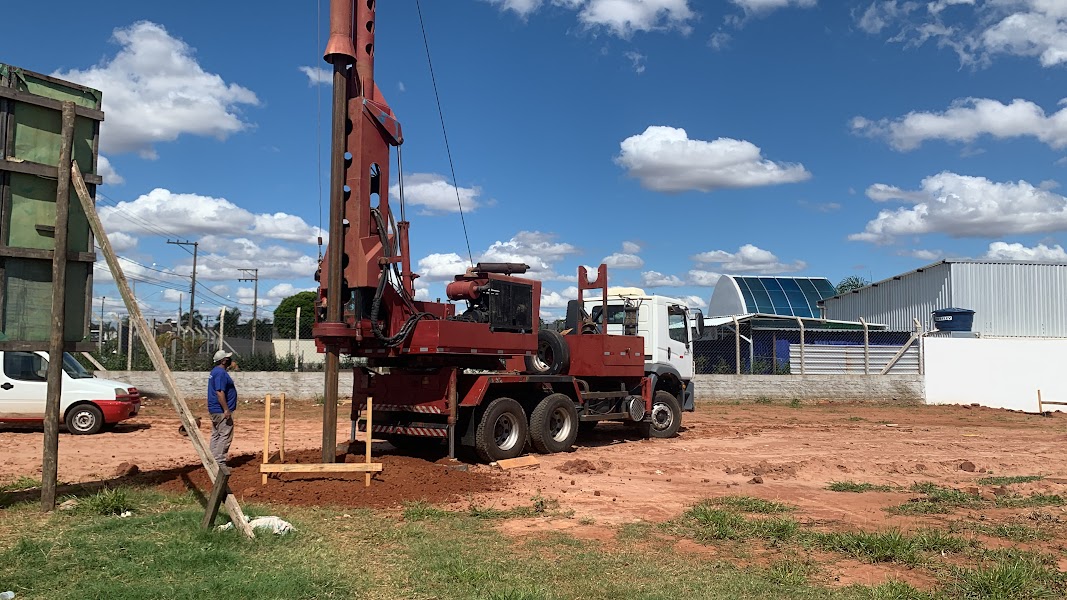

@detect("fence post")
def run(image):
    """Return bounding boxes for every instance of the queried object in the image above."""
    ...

[860,317,869,375]
[732,316,741,375]
[127,317,134,371]
[295,306,302,372]
[795,317,805,375]
[219,307,226,351]
[913,317,924,375]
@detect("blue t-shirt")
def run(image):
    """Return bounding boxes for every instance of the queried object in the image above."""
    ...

[207,365,237,414]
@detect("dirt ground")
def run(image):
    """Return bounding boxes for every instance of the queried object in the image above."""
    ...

[3,397,1067,588]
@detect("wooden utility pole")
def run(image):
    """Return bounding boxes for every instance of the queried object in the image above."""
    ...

[72,163,254,538]
[238,268,259,355]
[168,240,199,332]
[41,102,76,512]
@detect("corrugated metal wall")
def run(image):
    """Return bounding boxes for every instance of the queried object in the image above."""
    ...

[950,262,1067,338]
[821,263,952,332]
[789,344,919,374]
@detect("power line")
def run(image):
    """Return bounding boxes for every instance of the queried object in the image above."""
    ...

[238,268,260,354]
[167,240,199,330]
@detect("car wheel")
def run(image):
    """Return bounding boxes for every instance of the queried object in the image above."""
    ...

[524,329,570,375]
[66,404,104,435]
[638,391,682,439]
[529,393,579,454]
[475,397,528,463]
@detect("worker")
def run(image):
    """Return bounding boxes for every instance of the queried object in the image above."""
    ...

[208,349,238,468]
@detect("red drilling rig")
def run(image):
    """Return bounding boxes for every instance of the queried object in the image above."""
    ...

[313,0,684,462]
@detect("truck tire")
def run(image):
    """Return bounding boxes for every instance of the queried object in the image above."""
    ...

[529,393,579,454]
[66,404,104,435]
[475,397,529,462]
[524,329,570,375]
[639,391,682,439]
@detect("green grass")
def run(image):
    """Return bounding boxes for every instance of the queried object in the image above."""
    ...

[710,496,796,513]
[993,494,1065,509]
[945,554,1067,599]
[886,483,982,515]
[827,481,893,493]
[949,520,1050,542]
[789,398,802,408]
[76,487,135,516]
[754,396,773,405]
[811,529,969,567]
[977,475,1044,486]
[0,476,42,492]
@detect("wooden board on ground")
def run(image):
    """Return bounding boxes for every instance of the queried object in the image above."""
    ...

[260,463,383,474]
[497,456,540,470]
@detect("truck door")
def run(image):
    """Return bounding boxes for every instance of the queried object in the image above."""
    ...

[0,351,49,418]
[666,304,694,379]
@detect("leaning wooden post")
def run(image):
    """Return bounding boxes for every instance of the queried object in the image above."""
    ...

[42,102,76,512]
[72,164,255,538]
[365,396,373,488]
[262,394,272,485]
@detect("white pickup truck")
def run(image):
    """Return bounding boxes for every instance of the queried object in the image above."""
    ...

[0,351,140,434]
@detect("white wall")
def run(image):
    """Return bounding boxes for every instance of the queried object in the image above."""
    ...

[924,337,1067,412]
[271,338,324,365]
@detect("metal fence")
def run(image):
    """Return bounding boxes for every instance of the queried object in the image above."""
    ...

[694,321,921,375]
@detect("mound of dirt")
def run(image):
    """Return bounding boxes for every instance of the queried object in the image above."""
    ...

[724,460,800,479]
[556,459,612,475]
[141,447,503,509]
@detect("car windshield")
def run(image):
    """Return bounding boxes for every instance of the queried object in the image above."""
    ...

[62,353,94,379]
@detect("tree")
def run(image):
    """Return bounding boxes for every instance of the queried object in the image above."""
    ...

[179,309,204,329]
[274,291,317,338]
[217,306,242,332]
[836,276,870,294]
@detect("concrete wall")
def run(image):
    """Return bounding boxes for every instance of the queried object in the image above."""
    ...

[271,339,324,365]
[100,370,352,402]
[693,374,924,403]
[924,337,1067,411]
[100,370,923,404]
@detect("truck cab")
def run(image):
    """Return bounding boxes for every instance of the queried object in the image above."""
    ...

[0,351,140,434]
[585,289,703,411]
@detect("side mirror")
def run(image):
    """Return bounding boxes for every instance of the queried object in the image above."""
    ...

[692,309,705,339]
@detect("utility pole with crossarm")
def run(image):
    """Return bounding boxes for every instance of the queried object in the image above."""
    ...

[239,268,259,355]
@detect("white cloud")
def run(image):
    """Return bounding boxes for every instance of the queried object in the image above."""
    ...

[691,243,806,273]
[983,241,1067,262]
[298,65,331,85]
[852,98,1067,151]
[484,0,695,37]
[603,253,644,269]
[624,51,647,74]
[622,241,642,254]
[418,253,469,281]
[687,269,722,286]
[99,188,322,243]
[708,32,732,50]
[855,0,1067,68]
[161,289,184,303]
[851,172,1067,243]
[389,173,483,214]
[730,0,817,16]
[683,295,706,309]
[482,231,580,280]
[108,231,138,252]
[899,248,943,261]
[616,126,811,192]
[641,270,686,287]
[54,21,258,158]
[541,286,579,309]
[97,156,124,185]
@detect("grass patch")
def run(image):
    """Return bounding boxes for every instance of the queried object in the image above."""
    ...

[977,475,1044,486]
[950,520,1050,542]
[847,416,866,422]
[710,495,796,513]
[886,482,981,515]
[754,396,773,405]
[0,476,41,492]
[993,494,1065,509]
[847,580,932,600]
[812,529,969,566]
[76,487,135,516]
[827,481,893,493]
[946,554,1067,599]
[789,398,802,408]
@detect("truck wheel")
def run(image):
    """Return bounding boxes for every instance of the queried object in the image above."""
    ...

[66,404,104,435]
[475,397,529,462]
[524,329,570,375]
[529,393,579,454]
[640,391,682,439]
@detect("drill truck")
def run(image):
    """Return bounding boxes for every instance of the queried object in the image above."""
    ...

[312,0,698,462]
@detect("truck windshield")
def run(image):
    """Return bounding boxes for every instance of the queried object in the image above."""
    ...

[62,353,94,379]
[590,305,625,325]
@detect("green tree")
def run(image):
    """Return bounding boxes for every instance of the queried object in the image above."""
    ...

[836,275,870,294]
[274,291,317,338]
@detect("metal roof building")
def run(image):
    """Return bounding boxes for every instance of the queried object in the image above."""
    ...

[707,276,838,318]
[819,260,1067,337]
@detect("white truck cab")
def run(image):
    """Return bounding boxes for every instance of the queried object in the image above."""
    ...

[585,288,703,411]
[0,351,141,434]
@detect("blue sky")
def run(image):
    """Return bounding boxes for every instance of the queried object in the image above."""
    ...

[5,0,1067,324]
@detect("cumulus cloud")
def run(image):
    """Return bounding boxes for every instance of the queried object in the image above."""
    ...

[616,126,811,193]
[298,65,331,85]
[484,0,695,37]
[622,241,642,254]
[54,21,258,158]
[602,241,644,269]
[983,241,1067,262]
[730,0,817,16]
[99,188,323,244]
[687,269,722,286]
[97,156,124,185]
[899,248,944,261]
[852,97,1067,151]
[851,172,1067,243]
[418,253,470,282]
[708,32,732,50]
[691,244,806,273]
[683,295,706,309]
[107,231,138,253]
[641,270,686,287]
[389,173,484,214]
[541,286,579,309]
[482,231,580,280]
[624,51,647,74]
[854,0,1067,68]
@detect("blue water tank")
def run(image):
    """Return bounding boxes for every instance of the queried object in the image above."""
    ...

[932,307,975,332]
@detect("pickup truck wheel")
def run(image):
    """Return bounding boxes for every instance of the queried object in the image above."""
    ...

[529,393,579,454]
[475,397,529,463]
[66,404,104,435]
[640,391,682,439]
[524,329,570,375]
